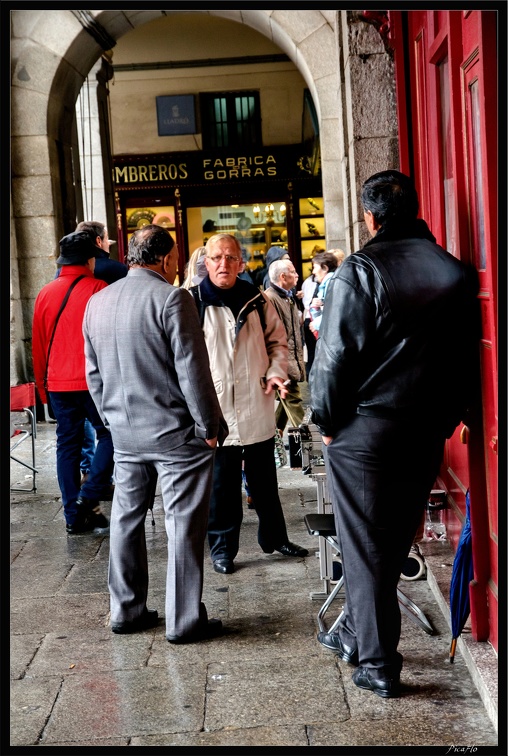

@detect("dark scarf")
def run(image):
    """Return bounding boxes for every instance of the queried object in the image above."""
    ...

[200,275,261,320]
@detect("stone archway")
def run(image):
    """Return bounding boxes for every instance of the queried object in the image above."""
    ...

[10,9,344,383]
[10,9,396,384]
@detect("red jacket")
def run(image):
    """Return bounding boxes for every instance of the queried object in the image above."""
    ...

[32,266,108,402]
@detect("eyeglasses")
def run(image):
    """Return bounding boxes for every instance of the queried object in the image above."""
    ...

[206,255,240,264]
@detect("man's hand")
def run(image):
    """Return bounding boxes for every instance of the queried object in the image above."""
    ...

[205,437,218,449]
[321,435,333,446]
[266,377,289,398]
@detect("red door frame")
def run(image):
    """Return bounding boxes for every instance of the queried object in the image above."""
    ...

[389,9,498,649]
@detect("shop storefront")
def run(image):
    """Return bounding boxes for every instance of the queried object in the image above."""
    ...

[112,145,324,284]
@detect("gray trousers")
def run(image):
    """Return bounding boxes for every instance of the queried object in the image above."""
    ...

[324,413,446,671]
[108,437,215,637]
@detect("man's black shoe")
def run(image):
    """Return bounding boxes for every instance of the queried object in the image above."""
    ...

[66,517,94,535]
[167,618,224,644]
[317,631,359,666]
[213,558,234,574]
[70,496,109,534]
[111,608,159,634]
[275,542,309,558]
[92,512,110,535]
[352,666,400,699]
[66,501,94,534]
[66,512,109,535]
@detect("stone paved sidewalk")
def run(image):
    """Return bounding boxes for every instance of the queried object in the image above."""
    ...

[9,420,499,748]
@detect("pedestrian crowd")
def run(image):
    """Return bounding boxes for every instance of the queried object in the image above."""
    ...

[30,170,479,695]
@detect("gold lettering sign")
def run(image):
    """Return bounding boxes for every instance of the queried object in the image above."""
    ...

[114,164,188,184]
[202,155,277,180]
[114,154,277,185]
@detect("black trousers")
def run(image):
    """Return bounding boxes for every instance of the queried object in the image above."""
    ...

[324,413,446,671]
[208,438,289,561]
[303,318,317,379]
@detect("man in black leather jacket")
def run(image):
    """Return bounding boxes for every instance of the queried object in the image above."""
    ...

[309,170,479,698]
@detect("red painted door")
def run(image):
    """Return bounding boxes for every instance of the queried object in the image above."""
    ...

[396,10,498,649]
[461,10,498,650]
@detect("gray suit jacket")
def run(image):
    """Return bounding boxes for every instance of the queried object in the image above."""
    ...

[83,268,227,453]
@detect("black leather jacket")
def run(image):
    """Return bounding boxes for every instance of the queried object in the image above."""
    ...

[309,220,479,438]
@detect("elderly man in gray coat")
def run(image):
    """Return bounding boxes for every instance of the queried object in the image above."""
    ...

[264,258,306,432]
[83,225,228,643]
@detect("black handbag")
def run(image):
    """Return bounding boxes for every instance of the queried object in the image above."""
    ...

[43,275,86,418]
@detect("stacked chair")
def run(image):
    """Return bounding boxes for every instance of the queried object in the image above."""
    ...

[10,383,38,493]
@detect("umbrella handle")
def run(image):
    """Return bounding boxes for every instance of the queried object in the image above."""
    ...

[276,390,300,429]
[449,637,457,663]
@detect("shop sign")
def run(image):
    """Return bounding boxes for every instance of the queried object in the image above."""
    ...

[156,95,196,136]
[113,146,313,188]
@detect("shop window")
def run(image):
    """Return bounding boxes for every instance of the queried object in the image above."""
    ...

[299,197,325,279]
[124,204,179,282]
[200,91,262,149]
[186,202,287,275]
[125,204,175,242]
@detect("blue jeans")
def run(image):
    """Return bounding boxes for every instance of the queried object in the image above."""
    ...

[49,391,114,526]
[80,418,96,474]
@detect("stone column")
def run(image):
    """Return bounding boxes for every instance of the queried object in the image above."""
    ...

[340,11,399,252]
[75,55,116,242]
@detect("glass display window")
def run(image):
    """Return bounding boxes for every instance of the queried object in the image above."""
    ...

[298,196,325,276]
[125,204,175,243]
[299,197,323,215]
[300,216,325,238]
[186,202,288,272]
[301,240,326,261]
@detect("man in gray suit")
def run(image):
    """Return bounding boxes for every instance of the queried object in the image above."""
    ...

[83,224,228,643]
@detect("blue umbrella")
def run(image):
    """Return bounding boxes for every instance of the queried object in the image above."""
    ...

[449,489,474,663]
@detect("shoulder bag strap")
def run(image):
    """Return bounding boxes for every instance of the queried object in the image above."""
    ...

[43,275,86,391]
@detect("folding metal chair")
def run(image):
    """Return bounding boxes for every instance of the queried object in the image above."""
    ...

[304,512,435,636]
[10,382,38,492]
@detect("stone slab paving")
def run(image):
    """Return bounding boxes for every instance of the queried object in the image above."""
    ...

[9,421,500,748]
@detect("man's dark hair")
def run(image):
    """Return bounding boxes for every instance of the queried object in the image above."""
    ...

[312,251,338,272]
[76,220,106,242]
[126,224,175,266]
[361,170,419,227]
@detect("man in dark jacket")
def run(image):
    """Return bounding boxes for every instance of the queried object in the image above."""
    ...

[75,221,128,284]
[309,170,479,698]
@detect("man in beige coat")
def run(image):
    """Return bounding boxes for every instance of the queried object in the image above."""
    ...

[189,234,308,575]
